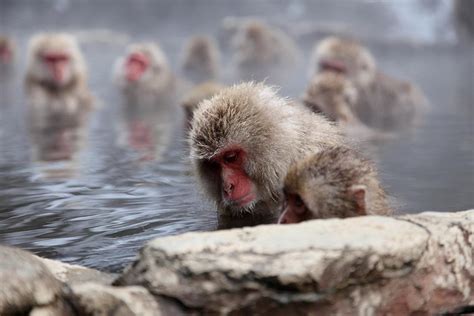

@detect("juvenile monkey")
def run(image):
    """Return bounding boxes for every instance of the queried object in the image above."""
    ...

[311,36,427,131]
[278,146,392,224]
[302,71,394,143]
[25,33,93,111]
[115,42,175,104]
[181,36,220,84]
[190,82,346,228]
[303,71,359,123]
[232,20,298,81]
[181,81,225,123]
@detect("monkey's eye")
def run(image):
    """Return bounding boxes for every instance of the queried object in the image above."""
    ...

[223,151,238,164]
[294,195,304,207]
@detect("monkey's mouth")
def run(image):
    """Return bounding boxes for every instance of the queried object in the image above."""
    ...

[227,192,256,207]
[319,59,347,74]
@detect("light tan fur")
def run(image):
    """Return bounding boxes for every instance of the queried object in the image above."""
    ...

[181,36,220,84]
[311,36,427,131]
[115,42,175,103]
[25,33,93,111]
[181,81,225,122]
[284,146,392,219]
[303,72,359,123]
[190,82,347,226]
[232,21,298,80]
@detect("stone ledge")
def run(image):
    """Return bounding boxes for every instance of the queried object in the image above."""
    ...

[116,210,474,315]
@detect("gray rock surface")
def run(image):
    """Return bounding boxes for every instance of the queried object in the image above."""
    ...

[69,283,175,316]
[38,256,115,285]
[0,245,74,315]
[116,210,474,315]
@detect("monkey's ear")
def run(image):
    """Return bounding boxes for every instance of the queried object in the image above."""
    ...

[348,184,367,215]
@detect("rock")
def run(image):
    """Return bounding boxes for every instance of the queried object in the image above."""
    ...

[116,210,474,315]
[38,256,115,285]
[69,283,181,316]
[0,245,74,315]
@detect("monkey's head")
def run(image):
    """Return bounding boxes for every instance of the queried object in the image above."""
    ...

[303,72,358,122]
[233,21,273,61]
[181,81,225,123]
[313,37,376,87]
[0,36,14,64]
[190,82,292,216]
[186,36,216,63]
[27,33,86,89]
[279,147,378,224]
[121,42,170,84]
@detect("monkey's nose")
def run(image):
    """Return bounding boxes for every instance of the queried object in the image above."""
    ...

[223,183,234,196]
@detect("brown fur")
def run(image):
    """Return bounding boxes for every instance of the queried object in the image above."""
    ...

[189,82,346,226]
[311,36,427,131]
[303,72,359,123]
[181,36,220,84]
[284,146,392,219]
[115,42,175,104]
[232,21,298,80]
[25,33,93,111]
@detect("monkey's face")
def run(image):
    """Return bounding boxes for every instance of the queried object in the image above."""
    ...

[124,51,150,82]
[206,146,258,212]
[316,38,376,87]
[34,49,75,87]
[278,191,312,224]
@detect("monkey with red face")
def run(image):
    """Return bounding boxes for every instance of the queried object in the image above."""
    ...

[189,82,347,228]
[115,42,175,106]
[25,33,93,112]
[310,36,427,131]
[0,35,15,67]
[278,146,392,224]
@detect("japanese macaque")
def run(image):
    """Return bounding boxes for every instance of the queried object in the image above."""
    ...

[311,36,427,131]
[115,42,175,104]
[0,35,15,66]
[302,72,393,143]
[181,36,220,84]
[25,33,93,109]
[181,81,225,123]
[232,20,298,81]
[189,82,346,228]
[303,71,359,123]
[278,146,392,224]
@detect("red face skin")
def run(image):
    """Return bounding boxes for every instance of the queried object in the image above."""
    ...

[0,45,12,63]
[278,193,312,224]
[319,59,347,74]
[212,147,257,207]
[42,52,70,85]
[125,52,149,82]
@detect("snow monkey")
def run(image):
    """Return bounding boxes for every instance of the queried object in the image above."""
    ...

[115,42,175,104]
[181,35,220,84]
[232,20,299,81]
[189,82,347,228]
[311,36,427,131]
[25,33,93,110]
[279,146,392,224]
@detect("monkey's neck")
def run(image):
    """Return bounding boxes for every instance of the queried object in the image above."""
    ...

[28,76,82,96]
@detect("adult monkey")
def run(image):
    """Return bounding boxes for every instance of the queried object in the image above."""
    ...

[189,82,347,228]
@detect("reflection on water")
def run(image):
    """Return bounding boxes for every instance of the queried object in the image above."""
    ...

[0,0,473,272]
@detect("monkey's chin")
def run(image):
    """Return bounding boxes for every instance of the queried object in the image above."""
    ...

[224,196,258,215]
